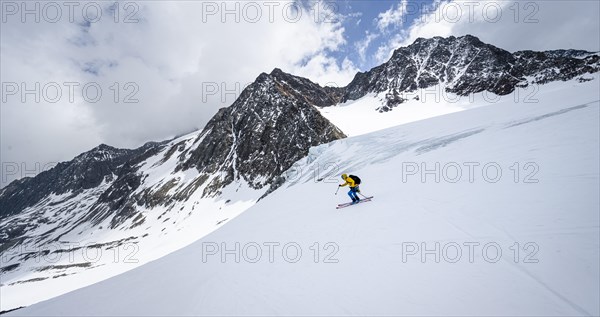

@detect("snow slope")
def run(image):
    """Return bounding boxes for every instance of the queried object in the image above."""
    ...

[319,80,591,137]
[8,77,599,316]
[319,89,463,136]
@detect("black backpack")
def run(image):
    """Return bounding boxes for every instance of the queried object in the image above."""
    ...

[349,175,361,185]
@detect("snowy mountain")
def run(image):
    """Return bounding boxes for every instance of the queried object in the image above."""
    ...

[6,75,599,316]
[1,35,598,312]
[0,68,345,310]
[177,68,346,192]
[341,35,598,112]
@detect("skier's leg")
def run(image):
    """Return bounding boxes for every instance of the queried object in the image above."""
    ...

[347,189,356,202]
[354,186,360,201]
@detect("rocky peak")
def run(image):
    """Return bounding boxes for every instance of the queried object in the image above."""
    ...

[180,69,346,194]
[73,144,129,163]
[343,35,599,110]
[0,141,165,219]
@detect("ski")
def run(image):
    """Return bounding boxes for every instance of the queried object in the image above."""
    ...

[336,196,374,209]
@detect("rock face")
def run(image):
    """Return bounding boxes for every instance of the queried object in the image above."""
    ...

[180,68,345,193]
[0,143,163,220]
[342,35,599,111]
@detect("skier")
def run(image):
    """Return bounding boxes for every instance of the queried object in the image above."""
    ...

[339,173,361,204]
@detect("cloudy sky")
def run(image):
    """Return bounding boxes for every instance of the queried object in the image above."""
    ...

[1,0,599,186]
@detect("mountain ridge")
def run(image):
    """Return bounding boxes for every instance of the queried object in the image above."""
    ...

[342,35,599,111]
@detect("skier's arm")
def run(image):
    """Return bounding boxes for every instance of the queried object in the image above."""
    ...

[339,178,355,187]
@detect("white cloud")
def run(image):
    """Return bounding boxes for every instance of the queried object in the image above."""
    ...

[291,55,358,88]
[0,0,358,186]
[355,31,380,64]
[375,0,408,33]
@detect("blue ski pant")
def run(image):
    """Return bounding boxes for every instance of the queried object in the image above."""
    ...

[348,186,360,201]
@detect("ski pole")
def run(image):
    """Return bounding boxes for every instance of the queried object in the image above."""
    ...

[335,186,340,195]
[358,191,369,199]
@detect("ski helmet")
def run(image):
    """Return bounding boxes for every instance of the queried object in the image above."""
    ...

[341,173,347,179]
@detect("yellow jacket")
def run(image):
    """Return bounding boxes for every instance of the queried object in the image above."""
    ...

[340,176,357,188]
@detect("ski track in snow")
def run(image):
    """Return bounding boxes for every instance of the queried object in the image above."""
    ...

[505,103,593,128]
